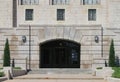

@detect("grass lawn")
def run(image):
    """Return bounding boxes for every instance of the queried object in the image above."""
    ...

[112,67,120,78]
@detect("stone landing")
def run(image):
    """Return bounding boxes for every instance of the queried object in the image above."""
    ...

[28,68,92,74]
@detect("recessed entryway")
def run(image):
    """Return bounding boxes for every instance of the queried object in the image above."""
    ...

[40,39,80,68]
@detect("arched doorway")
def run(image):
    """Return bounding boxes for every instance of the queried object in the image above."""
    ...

[40,39,80,68]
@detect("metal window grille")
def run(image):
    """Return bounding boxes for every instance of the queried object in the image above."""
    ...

[51,0,69,5]
[88,9,96,21]
[21,0,39,5]
[25,9,33,21]
[57,9,65,21]
[83,0,100,5]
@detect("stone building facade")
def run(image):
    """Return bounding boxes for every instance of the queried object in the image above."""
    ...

[0,0,120,69]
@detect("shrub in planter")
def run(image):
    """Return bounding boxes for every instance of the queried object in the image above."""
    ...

[13,67,21,70]
[0,68,3,70]
[3,38,11,66]
[109,39,116,67]
[0,72,4,77]
[96,67,103,70]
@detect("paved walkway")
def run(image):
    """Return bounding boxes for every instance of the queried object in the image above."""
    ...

[3,74,108,82]
[3,79,108,82]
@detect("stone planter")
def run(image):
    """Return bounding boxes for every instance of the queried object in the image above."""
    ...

[3,67,13,79]
[107,77,120,82]
[0,77,7,81]
[95,67,114,79]
[13,70,27,77]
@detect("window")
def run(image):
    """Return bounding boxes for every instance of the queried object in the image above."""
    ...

[82,0,100,5]
[88,9,96,21]
[25,9,33,21]
[20,0,39,5]
[50,0,70,5]
[57,9,65,21]
[71,50,78,64]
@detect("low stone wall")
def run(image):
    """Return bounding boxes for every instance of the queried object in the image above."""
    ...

[107,77,120,82]
[0,77,7,81]
[13,70,27,77]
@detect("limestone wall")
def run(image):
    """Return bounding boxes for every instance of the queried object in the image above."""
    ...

[0,0,120,69]
[17,0,108,27]
[0,25,110,69]
[0,0,12,28]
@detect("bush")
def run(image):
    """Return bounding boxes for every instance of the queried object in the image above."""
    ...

[112,67,120,78]
[0,72,4,77]
[0,68,3,70]
[13,67,21,70]
[3,38,11,66]
[109,39,116,67]
[96,67,103,70]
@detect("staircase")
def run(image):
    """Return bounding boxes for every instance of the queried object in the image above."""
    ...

[12,69,108,82]
[13,69,107,82]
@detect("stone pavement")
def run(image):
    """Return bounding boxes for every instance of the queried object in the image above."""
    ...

[3,79,108,82]
[3,74,108,82]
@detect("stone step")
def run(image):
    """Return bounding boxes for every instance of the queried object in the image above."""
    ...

[28,69,92,74]
[14,74,104,80]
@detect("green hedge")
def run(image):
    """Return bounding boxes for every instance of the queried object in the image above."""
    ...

[0,72,4,77]
[112,67,120,78]
[0,68,3,70]
[13,67,21,70]
[96,67,103,70]
[3,38,11,66]
[109,39,115,67]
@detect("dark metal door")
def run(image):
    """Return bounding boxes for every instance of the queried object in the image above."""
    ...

[54,47,67,68]
[40,39,80,68]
